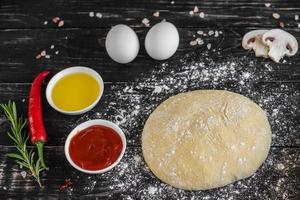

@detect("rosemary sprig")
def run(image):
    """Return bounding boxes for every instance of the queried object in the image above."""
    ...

[1,101,46,187]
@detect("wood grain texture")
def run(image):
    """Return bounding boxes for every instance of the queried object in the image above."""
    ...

[0,0,299,199]
[0,146,299,199]
[0,27,299,83]
[0,0,300,29]
[0,82,299,147]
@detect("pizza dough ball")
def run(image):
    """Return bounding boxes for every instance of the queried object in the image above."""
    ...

[142,90,272,190]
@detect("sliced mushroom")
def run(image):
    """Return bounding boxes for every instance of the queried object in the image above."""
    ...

[242,30,269,58]
[262,29,298,63]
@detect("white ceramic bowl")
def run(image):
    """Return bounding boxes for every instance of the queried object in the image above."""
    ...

[64,119,126,174]
[46,66,104,115]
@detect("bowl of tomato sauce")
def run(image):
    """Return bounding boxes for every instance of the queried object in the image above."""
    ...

[64,119,126,174]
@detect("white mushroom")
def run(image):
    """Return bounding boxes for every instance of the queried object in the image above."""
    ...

[262,29,298,63]
[242,30,269,58]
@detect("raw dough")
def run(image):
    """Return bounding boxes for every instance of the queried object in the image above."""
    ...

[142,90,272,190]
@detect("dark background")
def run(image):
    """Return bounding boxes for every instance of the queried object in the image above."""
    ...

[0,0,299,199]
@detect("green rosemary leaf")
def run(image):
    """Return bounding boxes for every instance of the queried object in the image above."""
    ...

[16,146,25,155]
[35,159,41,176]
[38,166,45,173]
[0,101,46,187]
[24,134,29,145]
[15,160,30,169]
[6,153,25,161]
[7,132,19,145]
[23,143,27,154]
[30,151,35,166]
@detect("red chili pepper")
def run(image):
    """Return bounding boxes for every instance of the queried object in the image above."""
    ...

[28,70,51,168]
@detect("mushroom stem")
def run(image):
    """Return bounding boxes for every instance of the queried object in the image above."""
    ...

[268,42,289,63]
[262,29,298,63]
[242,30,269,58]
[253,38,269,58]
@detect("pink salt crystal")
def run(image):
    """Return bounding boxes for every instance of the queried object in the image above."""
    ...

[52,17,60,23]
[35,54,42,59]
[40,50,46,56]
[153,11,160,17]
[193,6,199,13]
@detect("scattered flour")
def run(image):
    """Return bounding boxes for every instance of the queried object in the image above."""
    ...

[20,171,27,179]
[148,186,157,195]
[69,51,299,199]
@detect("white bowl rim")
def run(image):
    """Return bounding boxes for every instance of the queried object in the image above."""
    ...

[46,66,104,115]
[64,119,127,174]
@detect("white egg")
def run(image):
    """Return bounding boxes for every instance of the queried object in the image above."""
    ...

[145,21,179,60]
[105,24,139,64]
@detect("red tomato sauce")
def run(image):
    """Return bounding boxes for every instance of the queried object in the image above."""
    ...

[69,125,123,171]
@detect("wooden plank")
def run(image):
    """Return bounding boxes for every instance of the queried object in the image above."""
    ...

[0,82,299,147]
[0,0,300,29]
[0,28,299,83]
[0,146,298,199]
[0,0,299,198]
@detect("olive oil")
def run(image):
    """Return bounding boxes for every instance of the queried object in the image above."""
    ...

[52,73,100,111]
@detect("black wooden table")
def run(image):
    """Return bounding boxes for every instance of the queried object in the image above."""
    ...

[0,0,299,199]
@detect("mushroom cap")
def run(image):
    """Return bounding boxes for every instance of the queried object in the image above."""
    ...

[262,29,298,56]
[242,29,269,50]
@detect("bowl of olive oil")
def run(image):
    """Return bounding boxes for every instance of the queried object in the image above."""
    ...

[46,66,104,115]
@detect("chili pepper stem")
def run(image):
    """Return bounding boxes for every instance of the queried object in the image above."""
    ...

[36,141,47,169]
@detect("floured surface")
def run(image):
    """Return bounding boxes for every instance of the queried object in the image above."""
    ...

[0,53,299,199]
[0,0,300,198]
[0,53,298,199]
[66,53,300,199]
[78,54,299,147]
[142,90,272,190]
